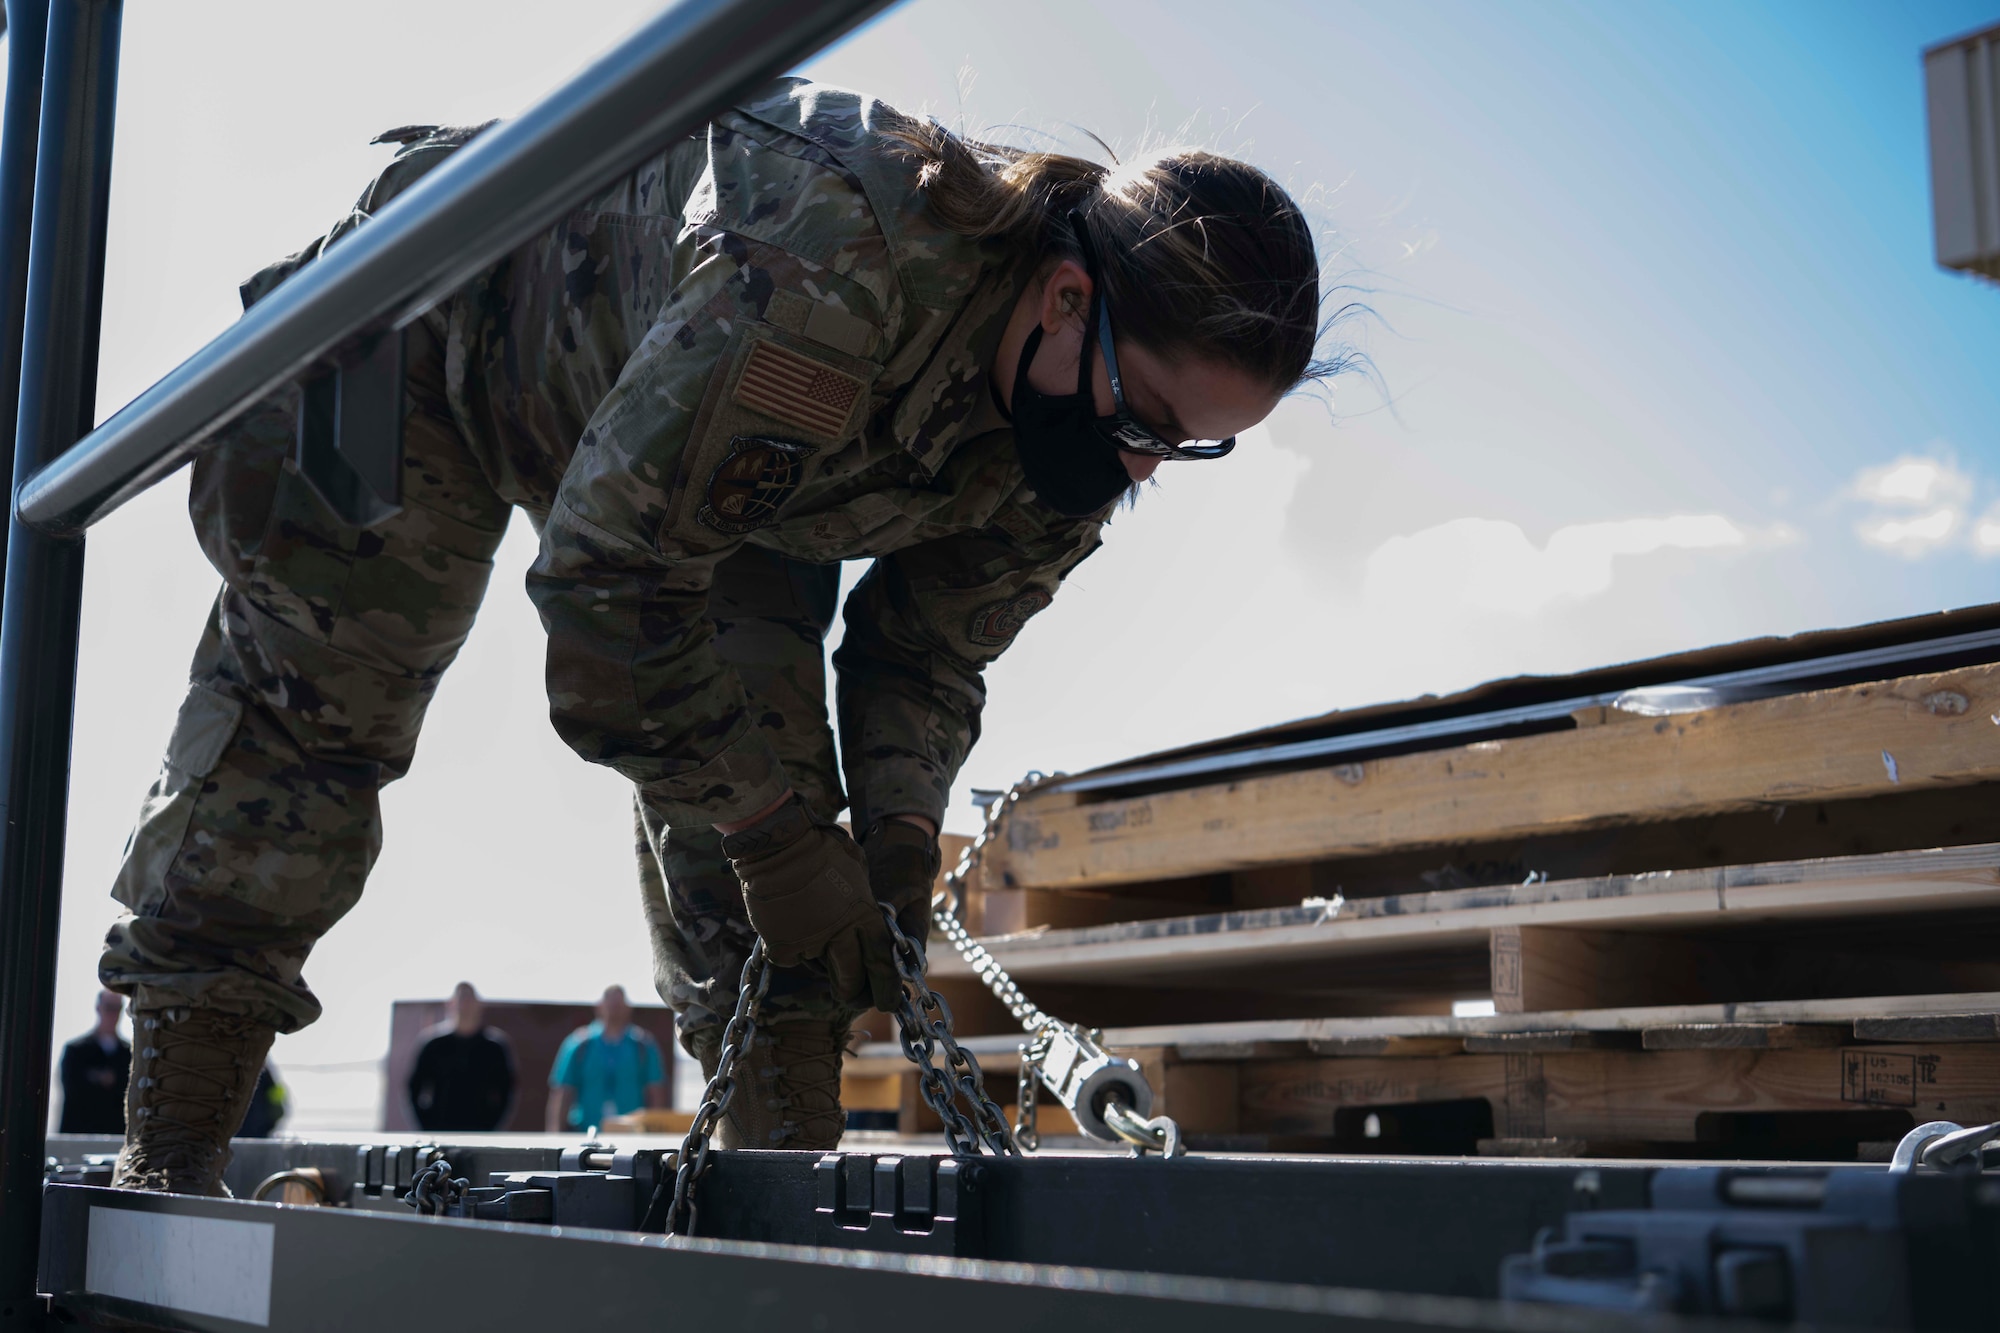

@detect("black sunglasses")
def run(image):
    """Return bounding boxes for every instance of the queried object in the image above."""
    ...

[1069,211,1236,462]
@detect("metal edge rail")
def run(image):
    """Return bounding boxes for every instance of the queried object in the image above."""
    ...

[1049,623,2000,796]
[14,0,894,537]
[34,1181,1688,1333]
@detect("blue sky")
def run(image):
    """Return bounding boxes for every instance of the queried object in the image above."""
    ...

[804,0,2000,766]
[20,0,2000,1124]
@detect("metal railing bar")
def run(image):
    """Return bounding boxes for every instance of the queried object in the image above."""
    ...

[15,0,893,536]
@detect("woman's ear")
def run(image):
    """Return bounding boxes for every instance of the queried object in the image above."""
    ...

[1037,258,1092,336]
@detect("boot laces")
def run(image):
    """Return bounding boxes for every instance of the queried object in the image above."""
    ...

[753,1027,845,1145]
[128,1010,260,1169]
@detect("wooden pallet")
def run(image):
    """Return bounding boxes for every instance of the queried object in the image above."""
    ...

[929,843,2000,1032]
[862,994,2000,1159]
[976,661,2000,893]
[901,644,2000,1159]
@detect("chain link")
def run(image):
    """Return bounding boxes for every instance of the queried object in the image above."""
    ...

[932,890,1047,1032]
[642,941,772,1235]
[638,770,1138,1212]
[404,1157,467,1216]
[935,775,1053,1030]
[1016,1044,1040,1152]
[881,904,1018,1155]
[934,772,1187,1157]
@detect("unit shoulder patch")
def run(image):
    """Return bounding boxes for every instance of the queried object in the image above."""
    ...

[966,589,1053,648]
[697,436,819,535]
[732,337,864,438]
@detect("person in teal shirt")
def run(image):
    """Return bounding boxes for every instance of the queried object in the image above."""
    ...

[545,985,668,1131]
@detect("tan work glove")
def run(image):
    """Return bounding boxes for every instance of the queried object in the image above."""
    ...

[862,819,942,952]
[720,796,900,1013]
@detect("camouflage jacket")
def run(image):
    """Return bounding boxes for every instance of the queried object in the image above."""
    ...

[406,81,1105,830]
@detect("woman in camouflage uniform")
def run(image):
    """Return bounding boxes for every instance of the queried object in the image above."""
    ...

[99,79,1329,1193]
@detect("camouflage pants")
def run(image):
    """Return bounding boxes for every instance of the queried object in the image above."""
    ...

[99,317,855,1037]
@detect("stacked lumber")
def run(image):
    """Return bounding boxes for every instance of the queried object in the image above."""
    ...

[860,609,2000,1161]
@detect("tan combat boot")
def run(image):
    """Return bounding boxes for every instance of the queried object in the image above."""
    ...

[112,1006,276,1196]
[688,1018,848,1150]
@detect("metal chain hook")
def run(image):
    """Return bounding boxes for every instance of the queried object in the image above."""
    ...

[1889,1118,2000,1174]
[932,771,1188,1158]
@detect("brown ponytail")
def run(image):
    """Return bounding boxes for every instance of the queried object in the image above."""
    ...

[878,108,1336,395]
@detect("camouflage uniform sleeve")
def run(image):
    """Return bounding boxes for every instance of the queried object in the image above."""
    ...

[833,508,1102,831]
[527,229,886,830]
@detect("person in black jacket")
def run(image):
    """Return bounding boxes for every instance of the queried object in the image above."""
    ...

[59,990,131,1134]
[407,983,516,1132]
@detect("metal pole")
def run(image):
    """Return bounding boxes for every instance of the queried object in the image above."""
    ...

[16,0,892,537]
[0,0,48,1315]
[0,0,50,610]
[0,3,119,1325]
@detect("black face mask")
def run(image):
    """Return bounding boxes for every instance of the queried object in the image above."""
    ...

[1006,323,1131,517]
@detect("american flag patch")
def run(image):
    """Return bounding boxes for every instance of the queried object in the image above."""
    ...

[733,339,863,438]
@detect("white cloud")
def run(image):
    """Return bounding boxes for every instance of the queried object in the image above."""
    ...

[1858,507,1960,557]
[1849,455,1973,509]
[1844,453,1979,558]
[1361,513,1748,616]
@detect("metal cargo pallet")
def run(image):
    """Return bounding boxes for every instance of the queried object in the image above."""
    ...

[32,1133,2000,1330]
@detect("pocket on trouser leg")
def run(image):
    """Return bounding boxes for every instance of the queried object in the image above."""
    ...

[189,395,295,587]
[110,682,245,919]
[101,685,384,1033]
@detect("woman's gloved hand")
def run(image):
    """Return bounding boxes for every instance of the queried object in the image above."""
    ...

[862,818,943,951]
[720,796,899,1012]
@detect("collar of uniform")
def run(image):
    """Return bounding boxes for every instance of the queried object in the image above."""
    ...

[888,255,1029,476]
[731,81,997,311]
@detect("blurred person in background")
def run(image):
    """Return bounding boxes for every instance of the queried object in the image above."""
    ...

[237,1063,288,1139]
[546,986,666,1132]
[58,990,130,1134]
[408,981,517,1132]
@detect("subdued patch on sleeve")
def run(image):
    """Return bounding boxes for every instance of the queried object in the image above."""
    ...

[763,289,811,335]
[802,300,878,358]
[761,292,876,359]
[965,588,1053,648]
[697,436,820,535]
